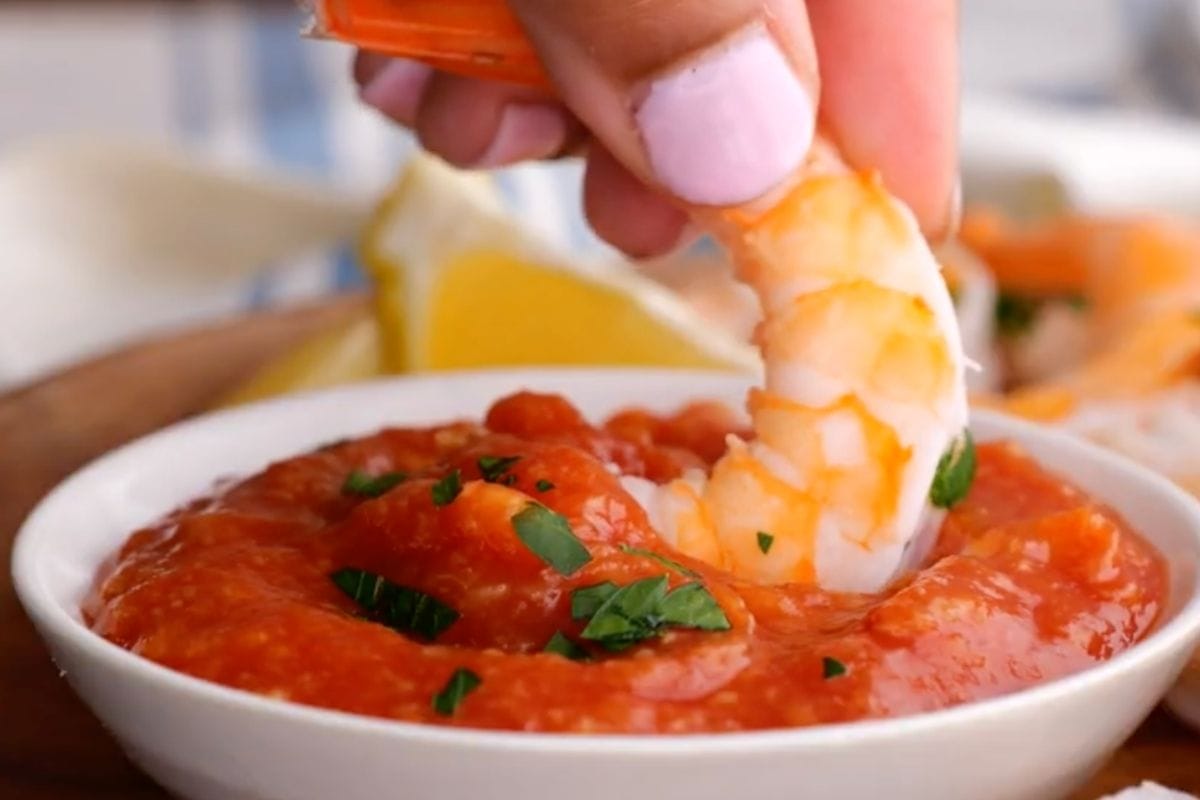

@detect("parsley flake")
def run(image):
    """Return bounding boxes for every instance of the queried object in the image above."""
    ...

[543,631,590,661]
[511,503,591,575]
[431,469,463,507]
[929,429,977,509]
[756,531,775,554]
[823,656,847,679]
[478,455,521,483]
[535,479,556,492]
[657,583,731,631]
[574,576,730,652]
[432,668,481,716]
[571,582,619,620]
[618,544,699,577]
[995,293,1039,337]
[342,470,407,499]
[331,568,459,640]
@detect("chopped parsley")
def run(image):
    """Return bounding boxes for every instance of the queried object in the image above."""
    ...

[535,479,556,492]
[619,544,699,577]
[929,429,977,509]
[543,631,590,661]
[431,668,481,716]
[1064,294,1089,311]
[511,503,591,575]
[574,576,730,652]
[330,568,459,640]
[571,582,619,620]
[995,293,1087,337]
[478,455,521,483]
[822,656,847,679]
[756,531,775,554]
[342,470,407,499]
[994,293,1039,337]
[657,582,730,630]
[431,469,463,507]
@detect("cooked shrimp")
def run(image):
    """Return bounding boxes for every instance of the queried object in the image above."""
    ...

[962,209,1200,345]
[309,1,972,592]
[636,143,969,591]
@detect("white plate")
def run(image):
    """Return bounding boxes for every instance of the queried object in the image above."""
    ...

[12,369,1200,800]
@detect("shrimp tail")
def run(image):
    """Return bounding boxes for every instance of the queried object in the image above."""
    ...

[305,0,550,89]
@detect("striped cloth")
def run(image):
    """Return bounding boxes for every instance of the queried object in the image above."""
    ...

[0,1,612,388]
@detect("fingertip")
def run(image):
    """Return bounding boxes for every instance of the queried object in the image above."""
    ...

[352,50,389,88]
[807,0,959,234]
[415,75,572,168]
[584,146,690,258]
[359,58,434,127]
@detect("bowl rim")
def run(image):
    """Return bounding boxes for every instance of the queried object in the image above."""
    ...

[12,367,1200,756]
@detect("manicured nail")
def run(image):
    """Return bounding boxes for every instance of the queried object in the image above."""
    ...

[474,104,570,167]
[635,25,815,206]
[932,175,963,245]
[946,175,963,236]
[360,59,434,124]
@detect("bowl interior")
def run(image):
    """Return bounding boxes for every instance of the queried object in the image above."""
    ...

[12,368,1200,747]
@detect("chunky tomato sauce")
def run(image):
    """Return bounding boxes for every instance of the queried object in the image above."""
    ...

[86,392,1167,733]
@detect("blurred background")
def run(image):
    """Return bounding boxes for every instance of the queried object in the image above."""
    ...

[2,0,1200,390]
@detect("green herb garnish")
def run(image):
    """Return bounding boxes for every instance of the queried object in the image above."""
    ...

[571,582,619,620]
[342,470,407,499]
[543,631,590,661]
[331,568,459,640]
[822,656,847,679]
[431,668,481,716]
[579,576,670,651]
[657,582,731,631]
[478,455,521,483]
[619,544,699,577]
[994,293,1039,337]
[1064,294,1089,311]
[511,503,591,575]
[929,429,977,509]
[431,469,463,507]
[574,576,730,652]
[535,479,556,492]
[756,531,775,554]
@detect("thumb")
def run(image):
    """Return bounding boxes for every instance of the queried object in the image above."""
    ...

[508,0,820,207]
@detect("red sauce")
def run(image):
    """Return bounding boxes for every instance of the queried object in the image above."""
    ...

[86,392,1167,733]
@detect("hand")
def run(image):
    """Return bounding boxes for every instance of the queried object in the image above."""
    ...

[355,0,958,258]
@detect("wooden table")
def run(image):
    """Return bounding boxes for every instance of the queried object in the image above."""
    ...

[2,298,1198,799]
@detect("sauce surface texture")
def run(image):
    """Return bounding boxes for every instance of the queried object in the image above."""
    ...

[86,392,1167,733]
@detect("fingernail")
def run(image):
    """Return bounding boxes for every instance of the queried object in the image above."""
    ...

[360,59,434,124]
[635,25,815,206]
[474,104,570,167]
[932,175,963,245]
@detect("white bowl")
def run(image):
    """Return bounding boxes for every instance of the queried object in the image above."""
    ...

[13,369,1200,800]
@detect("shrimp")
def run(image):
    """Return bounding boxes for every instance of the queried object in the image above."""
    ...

[965,210,1200,500]
[307,1,971,592]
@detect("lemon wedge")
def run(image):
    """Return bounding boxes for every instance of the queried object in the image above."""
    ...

[361,156,758,373]
[219,314,383,406]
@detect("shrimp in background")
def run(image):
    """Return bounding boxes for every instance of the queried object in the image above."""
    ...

[308,1,972,592]
[965,210,1200,500]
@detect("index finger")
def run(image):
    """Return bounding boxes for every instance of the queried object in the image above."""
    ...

[806,0,959,238]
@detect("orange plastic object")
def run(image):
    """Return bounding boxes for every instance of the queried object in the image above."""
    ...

[307,0,551,89]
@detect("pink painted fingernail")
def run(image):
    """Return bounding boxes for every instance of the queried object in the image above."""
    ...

[635,25,815,206]
[474,104,569,167]
[360,59,434,124]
